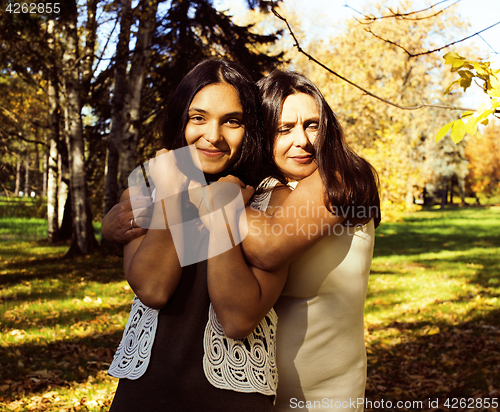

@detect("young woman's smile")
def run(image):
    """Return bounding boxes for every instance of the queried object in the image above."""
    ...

[273,93,319,181]
[185,83,245,175]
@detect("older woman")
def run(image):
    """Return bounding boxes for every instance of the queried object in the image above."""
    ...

[203,70,379,411]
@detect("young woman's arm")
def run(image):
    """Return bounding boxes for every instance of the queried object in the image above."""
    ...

[120,186,184,309]
[206,183,291,339]
[122,149,196,309]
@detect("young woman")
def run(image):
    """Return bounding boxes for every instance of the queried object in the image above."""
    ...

[202,70,380,411]
[106,59,282,411]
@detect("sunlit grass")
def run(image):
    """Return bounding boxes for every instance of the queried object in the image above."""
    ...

[1,206,499,410]
[365,206,500,404]
[0,224,132,410]
[0,218,48,241]
[368,206,500,329]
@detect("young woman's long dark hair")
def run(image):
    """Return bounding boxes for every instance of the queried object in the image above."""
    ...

[257,70,381,227]
[160,59,271,187]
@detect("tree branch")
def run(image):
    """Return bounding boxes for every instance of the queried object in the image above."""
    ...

[0,128,48,148]
[270,7,476,112]
[346,0,461,23]
[365,21,500,58]
[92,16,119,80]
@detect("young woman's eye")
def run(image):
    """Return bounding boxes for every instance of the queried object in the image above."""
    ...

[190,115,204,123]
[226,118,242,127]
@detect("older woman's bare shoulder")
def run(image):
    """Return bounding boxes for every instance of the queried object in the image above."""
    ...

[293,170,324,196]
[267,184,292,214]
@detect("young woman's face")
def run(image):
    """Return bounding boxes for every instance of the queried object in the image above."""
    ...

[273,93,319,181]
[185,83,245,176]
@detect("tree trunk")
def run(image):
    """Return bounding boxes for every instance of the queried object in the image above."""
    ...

[24,149,29,196]
[47,137,59,241]
[118,0,158,194]
[15,158,21,196]
[47,74,61,242]
[440,182,447,209]
[60,0,97,255]
[58,151,70,231]
[34,133,41,195]
[42,150,48,197]
[458,176,466,205]
[449,178,454,204]
[104,0,132,217]
[81,0,97,99]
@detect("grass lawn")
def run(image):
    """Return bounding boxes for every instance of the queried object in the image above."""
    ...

[0,206,499,411]
[365,206,500,410]
[0,218,129,411]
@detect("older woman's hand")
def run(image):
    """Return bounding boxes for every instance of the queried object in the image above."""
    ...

[101,192,152,248]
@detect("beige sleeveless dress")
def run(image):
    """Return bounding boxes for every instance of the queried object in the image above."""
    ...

[253,178,375,411]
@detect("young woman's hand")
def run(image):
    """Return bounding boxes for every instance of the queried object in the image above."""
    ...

[198,175,253,243]
[215,175,255,205]
[148,149,185,200]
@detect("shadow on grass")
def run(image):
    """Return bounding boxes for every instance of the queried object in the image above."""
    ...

[0,329,124,402]
[1,301,133,332]
[374,207,500,259]
[402,249,500,292]
[0,250,124,288]
[365,286,407,316]
[365,309,500,412]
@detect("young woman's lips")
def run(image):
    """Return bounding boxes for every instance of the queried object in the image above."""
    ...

[290,155,313,164]
[198,148,224,158]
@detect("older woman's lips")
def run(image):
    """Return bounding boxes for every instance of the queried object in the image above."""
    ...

[198,148,224,157]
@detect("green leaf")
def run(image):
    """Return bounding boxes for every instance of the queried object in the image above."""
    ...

[490,74,500,89]
[450,119,466,143]
[472,62,490,76]
[443,80,459,95]
[487,87,500,98]
[466,117,479,136]
[459,76,472,91]
[444,52,466,72]
[444,52,464,65]
[451,60,465,72]
[474,109,494,127]
[435,121,454,142]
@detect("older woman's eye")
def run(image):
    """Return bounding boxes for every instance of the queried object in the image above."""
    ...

[277,126,291,134]
[307,122,319,130]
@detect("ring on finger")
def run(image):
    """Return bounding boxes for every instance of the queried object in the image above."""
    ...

[130,219,134,230]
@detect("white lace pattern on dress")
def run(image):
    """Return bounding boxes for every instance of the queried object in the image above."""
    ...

[203,304,278,396]
[108,296,159,380]
[202,177,280,397]
[108,178,280,393]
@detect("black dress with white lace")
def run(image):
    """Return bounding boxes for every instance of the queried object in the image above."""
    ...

[108,192,275,412]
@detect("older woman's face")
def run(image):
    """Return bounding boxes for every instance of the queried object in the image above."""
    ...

[273,93,319,181]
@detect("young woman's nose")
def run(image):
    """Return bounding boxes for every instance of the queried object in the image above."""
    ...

[204,120,223,145]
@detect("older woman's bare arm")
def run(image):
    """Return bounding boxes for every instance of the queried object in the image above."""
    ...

[241,170,345,272]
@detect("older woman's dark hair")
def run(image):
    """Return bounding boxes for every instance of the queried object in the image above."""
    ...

[257,70,381,227]
[160,59,269,187]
